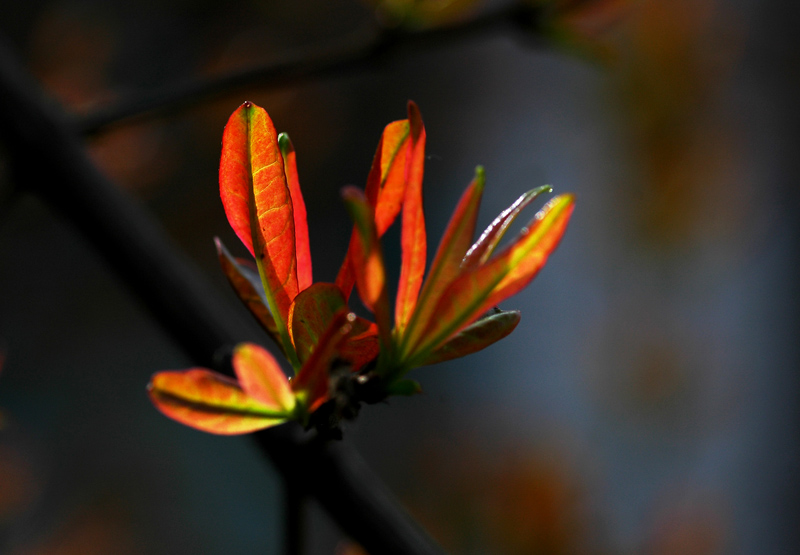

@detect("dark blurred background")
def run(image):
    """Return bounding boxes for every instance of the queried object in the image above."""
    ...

[0,0,798,553]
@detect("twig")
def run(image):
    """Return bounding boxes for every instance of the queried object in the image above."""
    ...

[0,37,443,555]
[77,3,535,136]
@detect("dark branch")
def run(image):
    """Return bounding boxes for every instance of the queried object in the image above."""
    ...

[0,37,443,555]
[77,3,538,136]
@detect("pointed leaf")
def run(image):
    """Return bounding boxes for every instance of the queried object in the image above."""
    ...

[408,194,574,364]
[148,369,288,435]
[336,119,411,299]
[219,101,298,357]
[401,168,485,356]
[292,310,355,413]
[461,185,553,271]
[289,283,346,364]
[232,343,296,413]
[216,237,282,352]
[421,310,520,366]
[278,133,313,291]
[341,186,393,354]
[481,194,575,309]
[395,101,427,332]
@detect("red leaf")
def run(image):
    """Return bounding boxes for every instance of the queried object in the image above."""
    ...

[336,119,411,299]
[288,283,347,364]
[401,168,484,357]
[148,369,288,435]
[215,237,282,351]
[461,185,552,271]
[278,133,313,291]
[407,194,574,363]
[420,310,520,366]
[232,343,296,412]
[395,101,427,333]
[219,102,298,342]
[292,310,355,413]
[341,186,393,354]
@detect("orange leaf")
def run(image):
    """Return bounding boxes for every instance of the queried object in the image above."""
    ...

[215,237,282,352]
[336,119,411,299]
[219,101,298,343]
[341,186,393,354]
[395,101,427,333]
[278,133,313,291]
[289,283,347,364]
[408,194,574,363]
[148,369,288,435]
[401,167,485,356]
[481,194,575,309]
[461,185,552,271]
[232,343,296,413]
[292,310,355,413]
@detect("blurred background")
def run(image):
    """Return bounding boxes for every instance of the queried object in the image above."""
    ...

[0,0,798,553]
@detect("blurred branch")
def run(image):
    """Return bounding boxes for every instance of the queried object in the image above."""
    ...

[77,2,541,136]
[0,37,443,555]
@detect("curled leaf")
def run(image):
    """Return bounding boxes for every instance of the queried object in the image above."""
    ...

[395,101,427,333]
[278,133,313,291]
[341,186,393,354]
[461,185,552,271]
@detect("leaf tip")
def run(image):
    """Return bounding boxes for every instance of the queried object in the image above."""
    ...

[277,132,294,155]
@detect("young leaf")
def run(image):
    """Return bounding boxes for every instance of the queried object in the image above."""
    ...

[395,101,427,333]
[461,185,552,271]
[339,319,380,372]
[420,310,520,366]
[401,168,485,357]
[278,133,313,291]
[289,283,347,364]
[148,369,288,435]
[232,343,296,413]
[215,237,282,352]
[336,118,411,299]
[219,101,298,359]
[341,186,393,354]
[408,194,574,361]
[292,310,355,413]
[481,194,575,310]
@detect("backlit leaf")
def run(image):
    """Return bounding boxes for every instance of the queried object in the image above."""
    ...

[341,186,393,354]
[408,194,574,363]
[289,283,346,364]
[481,194,575,309]
[292,310,355,413]
[219,101,298,355]
[336,118,411,299]
[278,133,313,291]
[395,101,427,332]
[148,369,288,435]
[461,185,552,271]
[421,309,520,366]
[232,343,296,413]
[401,167,484,356]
